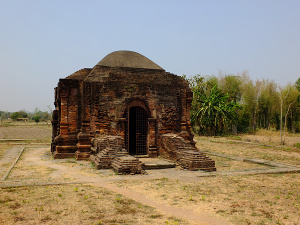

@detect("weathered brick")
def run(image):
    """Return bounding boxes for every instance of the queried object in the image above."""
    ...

[51,51,215,172]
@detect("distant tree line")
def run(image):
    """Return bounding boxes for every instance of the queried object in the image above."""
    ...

[0,107,52,123]
[184,73,300,139]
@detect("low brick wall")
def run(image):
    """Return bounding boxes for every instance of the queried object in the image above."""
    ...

[111,156,143,175]
[160,134,216,172]
[91,135,124,154]
[90,136,127,169]
[90,135,144,174]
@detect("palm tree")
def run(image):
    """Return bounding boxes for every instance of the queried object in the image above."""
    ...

[191,86,242,135]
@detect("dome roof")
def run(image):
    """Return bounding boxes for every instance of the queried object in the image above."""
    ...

[66,68,92,80]
[96,50,164,70]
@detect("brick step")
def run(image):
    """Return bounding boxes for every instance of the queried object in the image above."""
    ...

[53,152,76,159]
[55,146,77,153]
[140,158,176,170]
[111,156,143,174]
[142,163,176,170]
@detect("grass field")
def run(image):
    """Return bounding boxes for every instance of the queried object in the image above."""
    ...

[0,123,300,224]
[0,121,51,143]
[0,184,182,225]
[117,172,300,224]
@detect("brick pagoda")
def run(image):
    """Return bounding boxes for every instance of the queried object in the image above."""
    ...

[51,51,215,172]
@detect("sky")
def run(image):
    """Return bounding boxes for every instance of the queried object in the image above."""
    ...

[0,0,299,112]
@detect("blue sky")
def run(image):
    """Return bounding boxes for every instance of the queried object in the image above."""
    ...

[0,0,299,112]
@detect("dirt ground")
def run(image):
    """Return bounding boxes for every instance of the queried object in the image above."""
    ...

[0,184,180,225]
[118,172,300,225]
[0,124,300,224]
[117,132,300,225]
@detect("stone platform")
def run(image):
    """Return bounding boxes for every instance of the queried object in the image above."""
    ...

[139,158,176,170]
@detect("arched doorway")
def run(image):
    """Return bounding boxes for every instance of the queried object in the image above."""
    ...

[128,106,148,155]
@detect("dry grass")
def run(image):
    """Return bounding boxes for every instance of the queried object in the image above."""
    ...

[241,129,300,147]
[0,184,184,225]
[0,121,51,127]
[6,148,55,180]
[7,164,56,180]
[5,147,96,182]
[0,144,11,158]
[195,136,300,166]
[1,124,300,224]
[0,144,14,178]
[116,174,300,225]
[0,146,57,182]
[115,132,300,224]
[0,123,52,142]
[209,155,268,171]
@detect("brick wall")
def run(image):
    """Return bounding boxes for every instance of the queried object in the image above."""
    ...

[51,64,214,171]
[160,134,216,171]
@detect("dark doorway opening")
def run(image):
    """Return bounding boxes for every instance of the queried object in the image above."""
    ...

[129,106,148,155]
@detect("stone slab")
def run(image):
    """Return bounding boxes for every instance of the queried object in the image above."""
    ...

[139,158,176,170]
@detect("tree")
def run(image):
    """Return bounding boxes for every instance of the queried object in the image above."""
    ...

[47,105,53,119]
[186,73,300,135]
[219,74,243,133]
[184,74,219,97]
[219,74,242,103]
[239,76,260,132]
[280,84,299,144]
[32,107,42,123]
[295,77,300,91]
[191,86,242,135]
[291,79,300,132]
[10,110,28,120]
[279,84,300,144]
[257,80,278,129]
[0,111,11,120]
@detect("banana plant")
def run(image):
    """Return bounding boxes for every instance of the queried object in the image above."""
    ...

[191,86,242,135]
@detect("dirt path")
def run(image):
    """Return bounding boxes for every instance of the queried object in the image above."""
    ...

[0,146,231,225]
[96,182,229,225]
[2,145,300,224]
